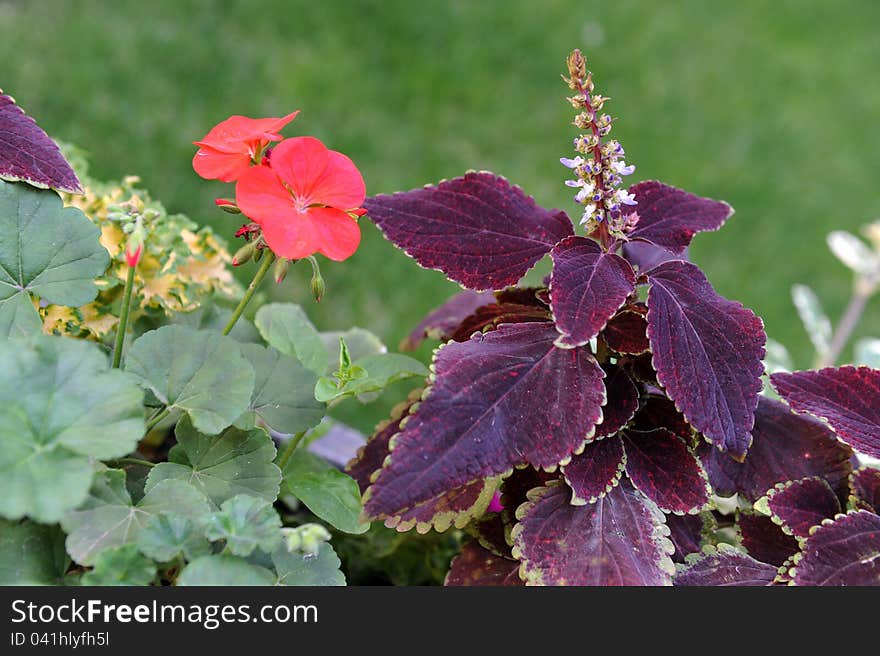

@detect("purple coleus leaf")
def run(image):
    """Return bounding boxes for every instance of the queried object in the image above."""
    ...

[365,172,573,291]
[622,429,710,514]
[562,437,626,504]
[623,181,732,256]
[549,236,636,347]
[449,302,551,342]
[792,511,880,586]
[674,546,777,586]
[602,309,650,355]
[771,366,880,459]
[763,477,841,538]
[401,290,493,350]
[737,512,799,567]
[700,397,853,502]
[666,512,715,563]
[512,480,674,586]
[445,541,523,586]
[850,468,880,513]
[646,260,766,457]
[595,366,640,440]
[631,395,693,444]
[363,323,605,520]
[384,478,498,534]
[622,241,688,272]
[0,91,82,194]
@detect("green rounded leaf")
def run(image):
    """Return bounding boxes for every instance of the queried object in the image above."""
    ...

[283,451,368,534]
[136,513,211,563]
[0,336,145,522]
[272,543,345,586]
[177,554,275,586]
[203,495,282,557]
[125,325,255,435]
[0,181,109,336]
[0,519,69,585]
[240,343,325,434]
[315,353,428,403]
[146,416,281,506]
[255,303,328,375]
[80,544,156,586]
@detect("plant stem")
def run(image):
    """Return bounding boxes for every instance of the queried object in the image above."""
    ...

[144,407,170,433]
[819,286,871,367]
[107,457,155,468]
[277,431,307,470]
[223,251,275,336]
[111,265,137,368]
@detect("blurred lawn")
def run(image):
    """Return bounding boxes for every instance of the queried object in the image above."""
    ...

[2,0,878,430]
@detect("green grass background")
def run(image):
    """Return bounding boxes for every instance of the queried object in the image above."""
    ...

[2,0,879,431]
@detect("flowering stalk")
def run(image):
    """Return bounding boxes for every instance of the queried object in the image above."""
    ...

[111,219,145,369]
[222,250,276,336]
[561,49,636,249]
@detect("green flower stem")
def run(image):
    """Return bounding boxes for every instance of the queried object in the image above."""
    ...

[111,264,137,368]
[107,457,155,468]
[144,407,170,433]
[223,250,276,336]
[277,431,307,470]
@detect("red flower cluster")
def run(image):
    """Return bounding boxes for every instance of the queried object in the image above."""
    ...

[193,113,365,261]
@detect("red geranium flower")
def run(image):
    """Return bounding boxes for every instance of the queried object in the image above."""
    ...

[235,136,365,261]
[192,112,299,182]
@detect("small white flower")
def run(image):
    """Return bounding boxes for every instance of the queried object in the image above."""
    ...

[574,185,594,203]
[614,160,635,176]
[616,189,638,206]
[579,203,597,225]
[560,156,584,169]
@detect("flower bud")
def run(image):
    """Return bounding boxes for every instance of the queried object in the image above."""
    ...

[307,255,325,302]
[215,198,241,214]
[273,257,291,284]
[232,241,257,267]
[124,217,146,268]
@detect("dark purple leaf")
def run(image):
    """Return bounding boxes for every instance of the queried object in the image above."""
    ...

[499,466,555,532]
[549,236,636,347]
[765,477,841,538]
[449,303,551,342]
[512,480,673,585]
[646,260,766,457]
[401,290,493,350]
[674,546,777,586]
[622,429,710,514]
[631,395,693,444]
[700,397,854,502]
[562,436,626,504]
[467,512,511,558]
[737,512,799,567]
[364,323,605,520]
[595,367,640,440]
[494,287,549,307]
[850,468,880,512]
[445,541,523,586]
[384,478,497,534]
[365,172,573,291]
[624,180,732,255]
[792,511,880,586]
[771,366,880,459]
[602,310,650,355]
[622,241,688,271]
[0,91,82,194]
[666,512,715,563]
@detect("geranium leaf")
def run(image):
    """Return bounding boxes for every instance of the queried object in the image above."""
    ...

[0,181,107,336]
[445,541,523,586]
[762,477,841,538]
[674,544,777,586]
[700,397,853,502]
[594,367,640,439]
[320,327,386,363]
[624,181,732,255]
[80,544,156,586]
[136,514,211,563]
[203,495,282,557]
[791,511,880,585]
[737,512,799,567]
[381,478,498,534]
[623,429,710,514]
[283,450,369,534]
[602,309,649,355]
[562,436,626,504]
[0,336,144,523]
[0,92,82,193]
[146,416,281,507]
[511,480,674,586]
[449,302,552,343]
[549,236,636,347]
[646,260,766,457]
[239,344,325,435]
[771,366,880,459]
[365,172,573,291]
[850,468,880,512]
[125,325,255,435]
[177,554,276,586]
[254,303,328,375]
[364,323,605,520]
[665,512,715,563]
[272,543,345,586]
[315,353,428,404]
[0,519,68,585]
[62,470,211,566]
[402,290,494,350]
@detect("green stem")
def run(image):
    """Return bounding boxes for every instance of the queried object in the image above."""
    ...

[223,251,275,336]
[111,265,137,368]
[107,457,155,468]
[277,431,307,470]
[144,407,170,433]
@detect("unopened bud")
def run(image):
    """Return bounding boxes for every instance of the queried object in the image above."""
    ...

[253,245,265,263]
[307,255,325,302]
[273,257,291,284]
[567,49,587,83]
[214,198,241,214]
[232,241,256,267]
[124,217,146,268]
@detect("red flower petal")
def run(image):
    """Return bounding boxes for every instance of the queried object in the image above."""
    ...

[235,164,296,222]
[269,137,365,210]
[259,206,360,261]
[193,146,253,183]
